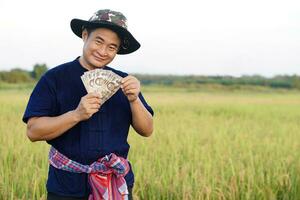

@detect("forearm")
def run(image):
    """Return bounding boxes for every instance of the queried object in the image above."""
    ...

[27,110,80,142]
[130,98,153,137]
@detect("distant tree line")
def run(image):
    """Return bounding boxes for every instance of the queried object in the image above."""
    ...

[134,74,300,90]
[1,64,300,89]
[0,64,48,83]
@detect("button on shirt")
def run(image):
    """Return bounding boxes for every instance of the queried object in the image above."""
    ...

[22,58,154,197]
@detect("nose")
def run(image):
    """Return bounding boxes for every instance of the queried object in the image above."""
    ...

[97,45,108,56]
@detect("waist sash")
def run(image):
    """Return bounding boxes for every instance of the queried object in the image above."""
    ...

[49,146,129,200]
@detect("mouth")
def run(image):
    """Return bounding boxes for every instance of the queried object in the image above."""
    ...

[93,55,106,62]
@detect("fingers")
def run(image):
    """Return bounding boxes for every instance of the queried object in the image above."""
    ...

[88,103,101,109]
[122,82,139,91]
[123,88,138,96]
[86,97,101,105]
[122,84,139,96]
[75,92,103,121]
[80,102,100,112]
[121,75,132,83]
[81,92,101,104]
[122,76,139,87]
[85,92,101,99]
[121,76,140,92]
[82,97,101,109]
[121,75,141,102]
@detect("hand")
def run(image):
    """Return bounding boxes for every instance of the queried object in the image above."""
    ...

[121,75,140,103]
[73,93,101,121]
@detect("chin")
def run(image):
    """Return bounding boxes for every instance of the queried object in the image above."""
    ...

[91,60,106,68]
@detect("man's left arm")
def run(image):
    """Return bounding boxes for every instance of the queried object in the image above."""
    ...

[121,75,153,137]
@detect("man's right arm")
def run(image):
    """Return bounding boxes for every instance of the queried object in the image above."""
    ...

[26,93,101,142]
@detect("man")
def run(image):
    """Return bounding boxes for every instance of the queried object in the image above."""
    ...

[22,9,154,200]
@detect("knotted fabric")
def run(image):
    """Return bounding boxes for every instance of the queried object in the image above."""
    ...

[49,146,129,200]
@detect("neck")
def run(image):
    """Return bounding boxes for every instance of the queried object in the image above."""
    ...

[79,56,92,71]
[79,56,105,71]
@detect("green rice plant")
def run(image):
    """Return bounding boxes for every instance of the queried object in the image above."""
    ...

[1,87,300,199]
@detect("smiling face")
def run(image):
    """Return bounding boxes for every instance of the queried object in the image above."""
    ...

[79,28,121,70]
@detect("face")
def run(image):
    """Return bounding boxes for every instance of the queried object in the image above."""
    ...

[80,28,121,70]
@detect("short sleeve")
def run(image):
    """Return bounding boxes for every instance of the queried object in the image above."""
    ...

[22,74,57,123]
[138,92,154,116]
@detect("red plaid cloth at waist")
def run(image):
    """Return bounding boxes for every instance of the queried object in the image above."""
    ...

[49,146,130,200]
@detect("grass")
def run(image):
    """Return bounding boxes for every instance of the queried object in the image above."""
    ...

[1,86,300,199]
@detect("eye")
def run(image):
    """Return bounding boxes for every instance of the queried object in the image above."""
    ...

[95,40,103,45]
[109,46,118,52]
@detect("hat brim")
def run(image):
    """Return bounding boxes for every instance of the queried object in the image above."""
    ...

[71,19,140,54]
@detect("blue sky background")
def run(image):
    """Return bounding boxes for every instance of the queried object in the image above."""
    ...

[1,0,299,77]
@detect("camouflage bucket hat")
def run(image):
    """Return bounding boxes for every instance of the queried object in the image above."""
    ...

[71,9,140,54]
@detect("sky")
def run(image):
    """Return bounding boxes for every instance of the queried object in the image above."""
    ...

[0,0,299,77]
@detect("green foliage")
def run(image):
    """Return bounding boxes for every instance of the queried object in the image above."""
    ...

[134,74,300,90]
[291,75,300,89]
[0,63,299,90]
[32,63,48,80]
[0,63,48,83]
[0,68,33,83]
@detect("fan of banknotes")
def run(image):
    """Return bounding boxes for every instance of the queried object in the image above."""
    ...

[81,69,122,105]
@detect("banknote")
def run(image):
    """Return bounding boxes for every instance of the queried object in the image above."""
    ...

[80,69,122,105]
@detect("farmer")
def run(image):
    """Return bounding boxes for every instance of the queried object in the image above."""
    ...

[22,9,154,200]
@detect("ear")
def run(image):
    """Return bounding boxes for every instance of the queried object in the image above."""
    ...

[82,29,88,42]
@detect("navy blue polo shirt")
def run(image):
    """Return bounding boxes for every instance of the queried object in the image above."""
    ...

[22,58,154,197]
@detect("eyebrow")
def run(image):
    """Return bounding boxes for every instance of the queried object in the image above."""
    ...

[95,36,119,48]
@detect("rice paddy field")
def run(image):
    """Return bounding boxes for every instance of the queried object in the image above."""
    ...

[1,86,300,199]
